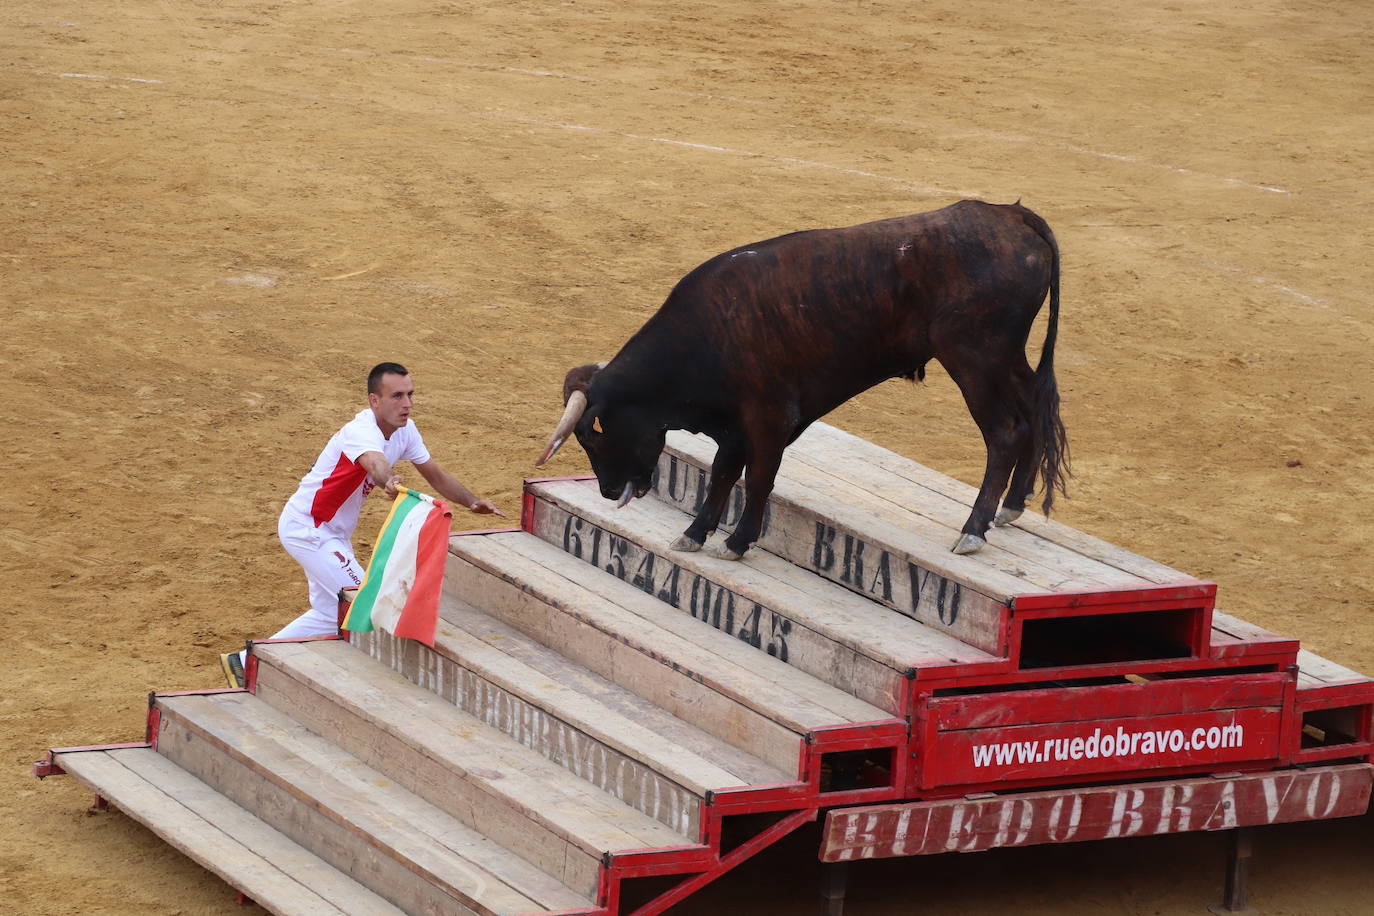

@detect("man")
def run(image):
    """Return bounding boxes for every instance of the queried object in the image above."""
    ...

[220,362,503,687]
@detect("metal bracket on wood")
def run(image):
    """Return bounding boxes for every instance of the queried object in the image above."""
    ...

[32,751,64,779]
[820,860,849,916]
[1208,826,1256,915]
[87,794,109,815]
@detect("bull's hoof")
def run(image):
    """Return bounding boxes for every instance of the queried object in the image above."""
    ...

[993,507,1023,527]
[669,534,704,553]
[708,543,745,562]
[951,534,986,555]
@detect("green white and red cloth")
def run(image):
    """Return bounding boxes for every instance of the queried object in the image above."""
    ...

[342,486,451,647]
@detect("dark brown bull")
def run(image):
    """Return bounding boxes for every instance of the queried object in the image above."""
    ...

[537,199,1069,558]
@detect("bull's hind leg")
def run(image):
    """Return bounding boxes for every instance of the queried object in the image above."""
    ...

[670,436,745,553]
[946,364,1028,555]
[994,362,1037,528]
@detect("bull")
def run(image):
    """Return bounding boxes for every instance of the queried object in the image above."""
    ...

[536,199,1069,558]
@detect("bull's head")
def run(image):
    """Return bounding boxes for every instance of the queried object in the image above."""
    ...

[536,362,665,507]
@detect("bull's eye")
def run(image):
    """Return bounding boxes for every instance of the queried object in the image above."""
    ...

[593,417,604,434]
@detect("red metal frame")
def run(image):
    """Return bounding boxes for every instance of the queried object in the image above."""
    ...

[147,702,161,750]
[1290,681,1374,764]
[603,845,714,878]
[908,671,1296,794]
[1009,581,1217,613]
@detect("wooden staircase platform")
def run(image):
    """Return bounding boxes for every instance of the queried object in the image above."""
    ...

[338,596,790,836]
[523,477,994,711]
[155,688,604,913]
[54,745,409,916]
[649,424,1296,679]
[41,421,1374,914]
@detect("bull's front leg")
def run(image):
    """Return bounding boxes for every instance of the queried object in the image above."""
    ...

[670,437,745,553]
[713,447,784,561]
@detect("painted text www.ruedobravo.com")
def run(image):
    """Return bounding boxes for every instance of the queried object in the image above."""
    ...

[972,722,1245,768]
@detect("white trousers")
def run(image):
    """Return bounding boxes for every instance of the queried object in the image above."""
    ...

[270,511,365,641]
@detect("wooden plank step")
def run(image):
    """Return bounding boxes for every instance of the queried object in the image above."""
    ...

[791,422,1194,585]
[245,644,702,861]
[54,746,408,916]
[524,478,999,714]
[767,445,1147,593]
[154,690,620,906]
[1291,650,1374,765]
[446,531,894,774]
[351,620,789,796]
[653,433,1011,653]
[1296,649,1372,689]
[283,613,756,839]
[1210,610,1300,662]
[655,426,1215,656]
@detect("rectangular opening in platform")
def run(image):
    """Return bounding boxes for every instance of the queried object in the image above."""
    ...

[1151,664,1282,679]
[1301,705,1370,750]
[819,747,895,793]
[1018,608,1202,670]
[617,873,695,914]
[931,675,1132,697]
[718,810,796,858]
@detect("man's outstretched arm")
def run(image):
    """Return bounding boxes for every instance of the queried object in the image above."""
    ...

[414,459,505,516]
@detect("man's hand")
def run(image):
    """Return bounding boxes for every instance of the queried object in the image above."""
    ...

[359,451,401,498]
[415,459,507,518]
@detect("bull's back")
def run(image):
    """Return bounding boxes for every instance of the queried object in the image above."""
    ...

[663,201,1053,403]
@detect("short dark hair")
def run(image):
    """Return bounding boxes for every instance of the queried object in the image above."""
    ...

[367,362,409,394]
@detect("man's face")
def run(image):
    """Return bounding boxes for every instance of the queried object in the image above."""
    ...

[369,372,415,432]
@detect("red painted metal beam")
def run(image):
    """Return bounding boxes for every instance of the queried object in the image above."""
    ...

[33,743,150,779]
[1010,581,1216,612]
[625,807,819,916]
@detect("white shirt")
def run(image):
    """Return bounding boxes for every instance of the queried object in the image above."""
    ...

[281,408,431,539]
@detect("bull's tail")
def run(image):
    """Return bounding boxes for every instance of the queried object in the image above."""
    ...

[1018,205,1070,515]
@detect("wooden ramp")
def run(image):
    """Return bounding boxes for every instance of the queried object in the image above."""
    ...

[41,422,1374,914]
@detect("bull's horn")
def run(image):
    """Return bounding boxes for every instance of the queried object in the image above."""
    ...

[536,389,588,467]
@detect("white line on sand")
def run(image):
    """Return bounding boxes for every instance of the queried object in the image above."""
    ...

[884,119,1290,195]
[318,47,1290,197]
[318,47,762,108]
[493,113,982,199]
[300,52,1335,310]
[41,71,163,84]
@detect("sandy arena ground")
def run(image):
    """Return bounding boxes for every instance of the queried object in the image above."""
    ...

[3,0,1372,912]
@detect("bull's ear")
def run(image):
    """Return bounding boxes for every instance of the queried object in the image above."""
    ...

[562,361,608,404]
